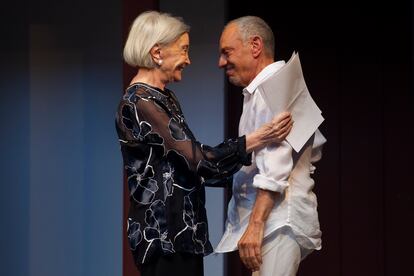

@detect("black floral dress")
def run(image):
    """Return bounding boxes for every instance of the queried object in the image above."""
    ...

[115,83,251,265]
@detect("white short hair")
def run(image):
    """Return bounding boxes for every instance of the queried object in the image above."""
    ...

[227,16,275,58]
[123,11,190,68]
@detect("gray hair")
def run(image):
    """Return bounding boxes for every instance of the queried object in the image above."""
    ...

[227,16,275,58]
[123,11,190,68]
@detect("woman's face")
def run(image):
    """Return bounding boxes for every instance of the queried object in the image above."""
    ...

[159,33,191,83]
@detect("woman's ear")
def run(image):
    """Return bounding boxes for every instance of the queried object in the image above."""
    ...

[150,44,162,64]
[250,36,263,58]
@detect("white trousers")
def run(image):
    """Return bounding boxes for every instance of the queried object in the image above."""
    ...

[252,227,311,276]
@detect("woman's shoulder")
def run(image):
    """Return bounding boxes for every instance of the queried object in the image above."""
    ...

[121,83,158,104]
[127,83,169,101]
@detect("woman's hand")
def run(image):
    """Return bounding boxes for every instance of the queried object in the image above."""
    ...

[246,112,293,153]
[261,111,293,143]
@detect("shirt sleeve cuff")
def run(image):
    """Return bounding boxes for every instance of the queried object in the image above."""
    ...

[252,174,289,193]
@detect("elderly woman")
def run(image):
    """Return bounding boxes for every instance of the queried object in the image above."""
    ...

[115,11,292,276]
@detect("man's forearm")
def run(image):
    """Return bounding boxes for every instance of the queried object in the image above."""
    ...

[237,188,279,271]
[249,188,278,225]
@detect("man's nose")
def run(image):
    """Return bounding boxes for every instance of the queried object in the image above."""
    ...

[218,55,227,68]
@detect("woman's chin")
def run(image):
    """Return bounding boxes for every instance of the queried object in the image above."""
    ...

[173,73,183,82]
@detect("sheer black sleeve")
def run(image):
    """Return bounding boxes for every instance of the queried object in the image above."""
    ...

[116,89,251,180]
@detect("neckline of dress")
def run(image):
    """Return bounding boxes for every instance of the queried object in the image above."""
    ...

[127,82,172,98]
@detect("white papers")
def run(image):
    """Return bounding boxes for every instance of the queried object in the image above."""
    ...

[259,52,324,152]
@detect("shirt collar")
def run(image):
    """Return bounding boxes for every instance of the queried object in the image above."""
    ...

[243,60,286,95]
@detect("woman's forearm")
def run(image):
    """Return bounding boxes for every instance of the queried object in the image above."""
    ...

[245,131,266,153]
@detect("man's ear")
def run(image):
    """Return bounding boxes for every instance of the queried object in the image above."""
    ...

[150,44,162,63]
[250,36,263,58]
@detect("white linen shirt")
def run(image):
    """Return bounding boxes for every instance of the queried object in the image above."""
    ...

[216,61,325,253]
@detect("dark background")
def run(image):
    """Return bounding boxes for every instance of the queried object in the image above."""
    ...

[224,1,414,275]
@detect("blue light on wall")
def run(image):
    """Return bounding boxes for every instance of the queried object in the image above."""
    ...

[0,2,123,275]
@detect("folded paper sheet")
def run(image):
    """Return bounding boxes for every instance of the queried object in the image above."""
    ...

[259,52,324,152]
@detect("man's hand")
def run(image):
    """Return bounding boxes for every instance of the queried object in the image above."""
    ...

[238,221,265,271]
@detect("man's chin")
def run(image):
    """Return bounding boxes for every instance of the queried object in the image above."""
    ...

[228,76,242,87]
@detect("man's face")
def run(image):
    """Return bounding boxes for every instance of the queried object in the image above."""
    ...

[219,24,255,87]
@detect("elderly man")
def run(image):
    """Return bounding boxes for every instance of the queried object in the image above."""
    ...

[216,16,325,276]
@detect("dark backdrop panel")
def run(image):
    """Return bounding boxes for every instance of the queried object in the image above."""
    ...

[225,1,413,276]
[0,4,30,276]
[382,3,413,275]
